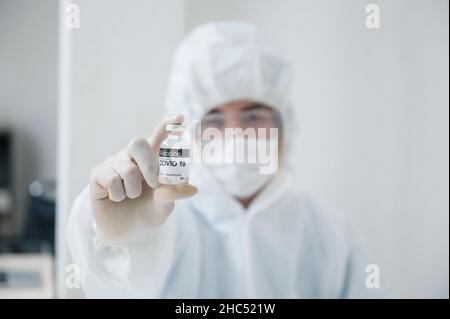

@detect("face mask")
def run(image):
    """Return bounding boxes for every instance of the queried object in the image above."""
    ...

[202,137,278,198]
[208,163,274,198]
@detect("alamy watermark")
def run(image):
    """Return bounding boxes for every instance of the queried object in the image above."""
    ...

[365,264,381,289]
[65,3,80,29]
[365,4,381,29]
[179,120,280,175]
[65,263,81,289]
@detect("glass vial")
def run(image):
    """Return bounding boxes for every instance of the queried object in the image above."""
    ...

[159,124,190,185]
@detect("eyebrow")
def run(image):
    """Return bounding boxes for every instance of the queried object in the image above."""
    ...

[241,103,271,112]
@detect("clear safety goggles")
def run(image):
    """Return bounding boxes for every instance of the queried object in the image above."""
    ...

[200,108,282,132]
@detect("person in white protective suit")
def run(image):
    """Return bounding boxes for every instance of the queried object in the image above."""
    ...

[67,21,381,298]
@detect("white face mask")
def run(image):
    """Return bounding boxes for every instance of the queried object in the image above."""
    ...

[208,163,274,198]
[202,137,278,198]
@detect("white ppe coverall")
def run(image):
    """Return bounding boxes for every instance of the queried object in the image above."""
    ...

[66,22,380,298]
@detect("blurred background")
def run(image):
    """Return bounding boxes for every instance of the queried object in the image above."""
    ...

[0,0,448,298]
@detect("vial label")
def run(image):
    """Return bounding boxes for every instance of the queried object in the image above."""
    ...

[159,148,190,184]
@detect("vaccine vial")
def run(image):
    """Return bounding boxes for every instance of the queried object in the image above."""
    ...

[159,124,190,185]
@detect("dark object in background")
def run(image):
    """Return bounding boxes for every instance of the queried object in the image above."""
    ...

[0,131,13,216]
[24,180,56,253]
[0,131,11,187]
[0,237,50,254]
[0,130,55,254]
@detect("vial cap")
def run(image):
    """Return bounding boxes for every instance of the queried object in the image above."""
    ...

[166,124,185,132]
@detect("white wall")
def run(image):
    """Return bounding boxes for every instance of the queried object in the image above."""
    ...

[58,0,449,298]
[56,0,185,297]
[185,0,449,298]
[0,0,58,234]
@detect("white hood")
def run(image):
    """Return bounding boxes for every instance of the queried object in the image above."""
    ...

[165,21,295,134]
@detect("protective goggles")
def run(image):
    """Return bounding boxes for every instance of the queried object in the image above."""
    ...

[201,108,282,132]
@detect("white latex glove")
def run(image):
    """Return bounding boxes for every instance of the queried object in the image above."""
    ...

[89,114,197,243]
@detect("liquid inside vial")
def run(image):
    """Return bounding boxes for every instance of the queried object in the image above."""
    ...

[159,124,190,185]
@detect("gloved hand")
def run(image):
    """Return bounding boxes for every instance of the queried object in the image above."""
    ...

[89,114,197,243]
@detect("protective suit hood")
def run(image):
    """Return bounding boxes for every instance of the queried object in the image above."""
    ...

[166,21,294,132]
